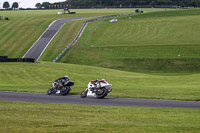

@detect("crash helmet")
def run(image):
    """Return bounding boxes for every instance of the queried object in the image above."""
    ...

[64,75,69,78]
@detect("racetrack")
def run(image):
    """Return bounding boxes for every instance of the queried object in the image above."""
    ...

[22,17,89,61]
[0,91,199,109]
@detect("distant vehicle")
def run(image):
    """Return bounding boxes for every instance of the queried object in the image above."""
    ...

[47,75,74,95]
[80,78,112,99]
[64,8,76,14]
[135,9,143,13]
[110,19,118,23]
[57,12,63,15]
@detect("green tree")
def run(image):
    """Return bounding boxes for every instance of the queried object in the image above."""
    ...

[138,0,147,5]
[190,0,200,7]
[3,1,10,9]
[12,2,19,10]
[155,0,174,5]
[64,0,199,7]
[42,2,50,8]
[35,3,42,8]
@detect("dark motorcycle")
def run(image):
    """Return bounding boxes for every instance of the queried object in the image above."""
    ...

[47,78,74,95]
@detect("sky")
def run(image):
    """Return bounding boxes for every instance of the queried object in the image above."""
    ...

[0,0,64,8]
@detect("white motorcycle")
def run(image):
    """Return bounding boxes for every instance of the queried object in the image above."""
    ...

[80,79,112,99]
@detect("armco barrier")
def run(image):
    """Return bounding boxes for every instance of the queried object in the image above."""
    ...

[53,14,133,62]
[0,56,8,59]
[53,21,88,62]
[0,57,35,62]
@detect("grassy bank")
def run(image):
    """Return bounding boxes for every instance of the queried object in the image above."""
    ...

[0,101,200,133]
[1,8,199,133]
[58,9,200,72]
[39,19,85,61]
[0,62,200,101]
[0,9,135,58]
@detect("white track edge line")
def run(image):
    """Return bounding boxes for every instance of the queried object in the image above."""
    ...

[36,22,66,61]
[22,20,57,58]
[37,17,89,61]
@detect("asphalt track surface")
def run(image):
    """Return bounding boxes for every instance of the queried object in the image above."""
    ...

[0,91,200,109]
[23,17,88,61]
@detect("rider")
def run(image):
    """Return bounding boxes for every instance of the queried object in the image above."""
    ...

[91,79,106,87]
[91,79,106,83]
[54,75,70,87]
[57,75,70,81]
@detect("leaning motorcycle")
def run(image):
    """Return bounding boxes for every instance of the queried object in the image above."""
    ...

[80,79,112,99]
[47,79,74,95]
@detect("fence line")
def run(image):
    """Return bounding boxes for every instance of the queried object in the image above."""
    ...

[53,13,133,62]
[0,56,35,63]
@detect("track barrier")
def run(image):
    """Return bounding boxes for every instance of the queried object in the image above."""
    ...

[0,56,35,63]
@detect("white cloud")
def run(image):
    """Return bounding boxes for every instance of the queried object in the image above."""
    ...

[0,0,64,8]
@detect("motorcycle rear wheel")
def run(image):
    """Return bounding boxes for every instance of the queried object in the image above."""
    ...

[80,89,88,98]
[96,88,108,99]
[60,86,71,95]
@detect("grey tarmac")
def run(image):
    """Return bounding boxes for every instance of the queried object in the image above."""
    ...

[0,91,199,109]
[23,17,89,61]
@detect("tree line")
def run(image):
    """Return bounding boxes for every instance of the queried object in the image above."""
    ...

[2,0,200,10]
[36,0,200,8]
[2,1,19,9]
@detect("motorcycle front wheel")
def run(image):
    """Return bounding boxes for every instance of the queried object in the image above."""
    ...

[60,86,71,95]
[96,88,108,99]
[47,88,52,95]
[80,89,88,98]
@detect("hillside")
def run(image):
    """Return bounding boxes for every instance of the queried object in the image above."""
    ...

[1,9,200,133]
[0,9,134,58]
[0,62,199,101]
[57,9,200,72]
[0,9,200,100]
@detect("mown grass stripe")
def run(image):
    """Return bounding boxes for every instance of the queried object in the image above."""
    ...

[1,101,200,132]
[0,62,200,100]
[59,9,200,72]
[39,19,85,61]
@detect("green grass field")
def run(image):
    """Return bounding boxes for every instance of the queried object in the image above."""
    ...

[1,9,200,132]
[56,9,200,72]
[0,9,136,58]
[1,9,200,100]
[0,62,199,101]
[1,101,200,133]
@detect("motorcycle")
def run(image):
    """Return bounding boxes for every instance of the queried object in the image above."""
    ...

[47,78,74,95]
[80,78,112,99]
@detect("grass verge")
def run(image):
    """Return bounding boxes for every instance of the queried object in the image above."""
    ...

[0,62,200,101]
[0,101,200,133]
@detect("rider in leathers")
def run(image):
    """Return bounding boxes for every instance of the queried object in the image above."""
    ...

[54,75,70,89]
[91,79,106,88]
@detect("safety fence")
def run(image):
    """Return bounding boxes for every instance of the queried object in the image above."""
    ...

[53,13,133,62]
[0,56,35,63]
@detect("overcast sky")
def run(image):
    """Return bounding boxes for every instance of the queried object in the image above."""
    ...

[0,0,64,8]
